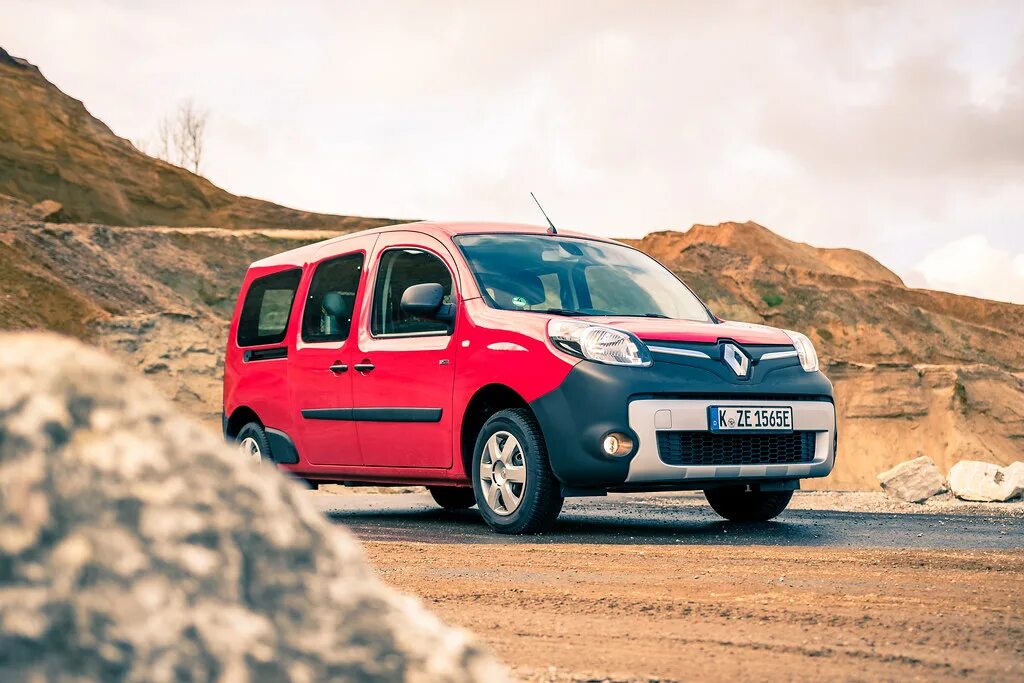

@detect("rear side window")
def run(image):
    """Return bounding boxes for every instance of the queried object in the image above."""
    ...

[371,248,453,336]
[237,269,301,347]
[302,253,364,343]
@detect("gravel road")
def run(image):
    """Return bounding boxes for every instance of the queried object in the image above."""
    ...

[314,491,1023,681]
[315,490,1023,550]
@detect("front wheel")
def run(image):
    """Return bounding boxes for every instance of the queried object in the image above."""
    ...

[472,408,563,534]
[704,486,794,522]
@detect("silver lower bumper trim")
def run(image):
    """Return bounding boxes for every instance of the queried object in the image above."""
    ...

[625,399,836,483]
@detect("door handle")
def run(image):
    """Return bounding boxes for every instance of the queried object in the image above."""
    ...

[353,362,375,373]
[329,362,348,374]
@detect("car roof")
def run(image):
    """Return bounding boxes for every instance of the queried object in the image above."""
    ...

[250,221,621,268]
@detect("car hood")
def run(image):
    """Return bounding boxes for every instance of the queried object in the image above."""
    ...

[578,316,793,346]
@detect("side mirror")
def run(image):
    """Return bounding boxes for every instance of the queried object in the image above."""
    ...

[400,283,455,323]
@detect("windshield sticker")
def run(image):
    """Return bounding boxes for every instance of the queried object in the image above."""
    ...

[511,296,528,308]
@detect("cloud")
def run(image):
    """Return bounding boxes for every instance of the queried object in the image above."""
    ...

[2,1,1023,303]
[913,234,1024,303]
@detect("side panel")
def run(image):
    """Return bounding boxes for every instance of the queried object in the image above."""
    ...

[286,238,376,467]
[351,232,458,469]
[223,264,303,444]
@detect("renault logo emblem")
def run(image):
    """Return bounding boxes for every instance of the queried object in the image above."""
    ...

[721,343,750,377]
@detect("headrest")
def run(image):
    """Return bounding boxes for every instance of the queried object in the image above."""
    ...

[321,292,349,318]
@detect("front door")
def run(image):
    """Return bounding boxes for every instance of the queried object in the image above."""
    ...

[288,238,374,466]
[351,232,458,469]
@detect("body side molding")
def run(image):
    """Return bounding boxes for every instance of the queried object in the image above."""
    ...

[302,407,443,423]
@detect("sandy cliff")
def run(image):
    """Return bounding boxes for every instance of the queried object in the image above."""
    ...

[2,47,1022,489]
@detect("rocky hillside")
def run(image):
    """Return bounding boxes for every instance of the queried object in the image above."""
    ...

[624,223,1024,370]
[1,47,1021,489]
[625,223,1024,488]
[0,48,401,231]
[0,194,320,419]
[4,196,1021,489]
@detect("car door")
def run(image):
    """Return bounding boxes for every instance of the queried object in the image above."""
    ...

[351,232,458,469]
[288,237,375,466]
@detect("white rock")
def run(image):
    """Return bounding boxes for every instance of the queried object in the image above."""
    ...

[877,456,947,503]
[1004,462,1024,499]
[947,460,1023,502]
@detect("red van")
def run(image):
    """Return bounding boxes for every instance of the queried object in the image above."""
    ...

[223,222,836,534]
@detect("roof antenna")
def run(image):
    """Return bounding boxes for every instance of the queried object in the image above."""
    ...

[530,192,558,235]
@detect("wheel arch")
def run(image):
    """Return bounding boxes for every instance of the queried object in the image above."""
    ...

[225,405,262,440]
[460,383,533,478]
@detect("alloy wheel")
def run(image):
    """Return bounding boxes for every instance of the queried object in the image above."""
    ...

[479,430,527,516]
[238,436,262,468]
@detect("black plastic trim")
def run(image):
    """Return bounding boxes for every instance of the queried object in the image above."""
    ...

[265,427,300,464]
[243,347,288,362]
[301,407,443,423]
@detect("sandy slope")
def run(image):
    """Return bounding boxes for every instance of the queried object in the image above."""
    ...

[2,44,1023,488]
[2,199,1023,487]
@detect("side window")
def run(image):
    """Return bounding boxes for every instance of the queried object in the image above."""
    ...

[237,269,302,347]
[371,248,453,336]
[302,253,364,343]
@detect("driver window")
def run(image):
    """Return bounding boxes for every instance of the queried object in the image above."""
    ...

[371,248,454,336]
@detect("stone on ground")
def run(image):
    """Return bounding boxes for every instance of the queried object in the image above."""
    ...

[877,456,947,503]
[30,198,65,222]
[948,460,1024,502]
[0,332,507,683]
[1005,462,1024,497]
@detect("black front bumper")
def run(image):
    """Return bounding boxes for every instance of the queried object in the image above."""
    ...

[529,347,834,488]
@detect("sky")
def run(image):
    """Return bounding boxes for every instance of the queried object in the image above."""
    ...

[4,1,1024,303]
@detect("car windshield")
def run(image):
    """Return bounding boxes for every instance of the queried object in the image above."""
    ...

[454,234,713,321]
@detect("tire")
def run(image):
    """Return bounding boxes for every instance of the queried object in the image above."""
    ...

[235,422,271,468]
[471,408,564,534]
[704,486,793,522]
[429,486,476,510]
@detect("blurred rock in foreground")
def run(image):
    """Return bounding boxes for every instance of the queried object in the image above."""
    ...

[0,333,506,683]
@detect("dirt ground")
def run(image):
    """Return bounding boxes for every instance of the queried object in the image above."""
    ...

[363,530,1023,681]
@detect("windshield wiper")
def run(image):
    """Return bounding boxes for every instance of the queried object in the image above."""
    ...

[615,312,672,319]
[527,308,590,317]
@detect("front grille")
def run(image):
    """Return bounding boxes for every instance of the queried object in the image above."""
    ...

[656,431,817,467]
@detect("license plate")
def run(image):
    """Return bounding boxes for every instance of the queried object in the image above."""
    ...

[708,406,793,433]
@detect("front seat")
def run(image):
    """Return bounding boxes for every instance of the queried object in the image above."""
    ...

[320,291,350,336]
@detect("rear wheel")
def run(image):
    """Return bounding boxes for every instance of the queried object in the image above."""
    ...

[235,422,270,469]
[429,486,476,510]
[704,486,793,522]
[472,408,563,534]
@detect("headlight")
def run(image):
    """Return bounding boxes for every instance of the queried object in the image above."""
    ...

[784,330,819,372]
[548,320,652,367]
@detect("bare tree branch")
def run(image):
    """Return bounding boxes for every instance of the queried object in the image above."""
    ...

[146,100,207,173]
[156,115,173,164]
[176,99,206,174]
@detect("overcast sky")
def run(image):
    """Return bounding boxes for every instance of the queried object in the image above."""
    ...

[4,1,1023,303]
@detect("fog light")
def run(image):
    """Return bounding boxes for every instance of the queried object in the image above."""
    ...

[602,432,633,457]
